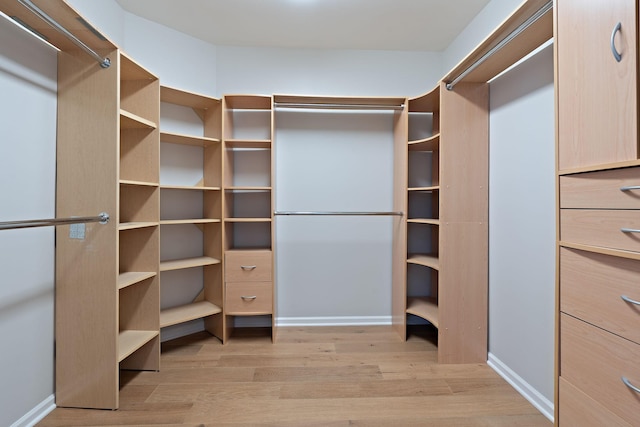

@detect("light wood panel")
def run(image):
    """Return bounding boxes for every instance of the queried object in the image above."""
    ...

[160,301,222,328]
[560,166,640,209]
[560,247,640,345]
[159,131,219,147]
[558,379,631,427]
[225,250,273,282]
[557,0,638,170]
[55,47,120,410]
[560,209,640,253]
[118,272,156,290]
[159,256,221,272]
[408,134,440,151]
[407,253,440,270]
[225,282,273,315]
[118,330,159,362]
[406,297,439,327]
[560,314,640,425]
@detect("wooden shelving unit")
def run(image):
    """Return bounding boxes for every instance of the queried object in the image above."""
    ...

[222,95,275,341]
[159,85,224,343]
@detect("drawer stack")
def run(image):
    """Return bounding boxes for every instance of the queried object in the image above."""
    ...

[559,167,640,425]
[224,250,273,316]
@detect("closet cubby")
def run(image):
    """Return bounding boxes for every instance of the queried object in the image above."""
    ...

[222,95,275,341]
[158,86,224,341]
[405,85,441,335]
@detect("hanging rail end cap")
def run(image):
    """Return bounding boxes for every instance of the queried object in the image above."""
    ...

[99,212,110,224]
[100,57,111,68]
[445,83,454,91]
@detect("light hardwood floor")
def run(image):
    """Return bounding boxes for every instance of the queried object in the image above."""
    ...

[39,326,552,426]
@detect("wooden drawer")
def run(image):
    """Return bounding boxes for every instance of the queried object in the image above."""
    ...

[559,378,630,427]
[225,282,272,315]
[560,209,640,252]
[225,250,272,282]
[560,247,640,345]
[560,167,640,209]
[560,314,640,425]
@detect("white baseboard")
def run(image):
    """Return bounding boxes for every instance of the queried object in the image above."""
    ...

[11,394,55,427]
[276,316,392,327]
[487,353,554,422]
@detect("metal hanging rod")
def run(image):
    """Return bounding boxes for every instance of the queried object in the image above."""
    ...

[0,212,110,231]
[444,0,552,91]
[274,102,404,111]
[17,0,111,68]
[274,211,403,216]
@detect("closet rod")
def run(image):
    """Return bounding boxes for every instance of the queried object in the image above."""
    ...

[0,212,110,231]
[17,0,111,68]
[274,103,404,111]
[444,0,552,91]
[274,211,403,216]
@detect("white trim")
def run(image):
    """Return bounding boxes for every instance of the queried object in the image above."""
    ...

[11,394,56,427]
[487,353,554,422]
[276,316,392,327]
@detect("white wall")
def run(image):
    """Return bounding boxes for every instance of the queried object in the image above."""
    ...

[487,42,555,417]
[65,0,125,47]
[0,16,57,427]
[216,46,441,97]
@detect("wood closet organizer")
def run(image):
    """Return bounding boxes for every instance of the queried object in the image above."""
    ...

[1,0,552,411]
[556,0,640,424]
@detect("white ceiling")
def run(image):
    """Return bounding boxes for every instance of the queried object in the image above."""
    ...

[114,0,491,51]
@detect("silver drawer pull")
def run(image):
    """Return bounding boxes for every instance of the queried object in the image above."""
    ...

[241,295,257,301]
[240,265,257,271]
[620,186,640,191]
[621,228,640,233]
[622,377,640,393]
[621,295,640,306]
[611,22,622,62]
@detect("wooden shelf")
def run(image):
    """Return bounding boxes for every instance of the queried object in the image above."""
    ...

[118,330,158,362]
[407,253,440,270]
[160,301,222,328]
[225,139,271,149]
[160,256,221,272]
[117,271,157,290]
[225,95,272,110]
[225,218,272,223]
[120,179,159,187]
[118,221,158,231]
[406,297,439,328]
[160,185,221,191]
[120,109,157,129]
[160,86,220,110]
[409,134,440,151]
[407,219,440,226]
[160,219,221,225]
[225,186,272,191]
[409,85,440,113]
[274,94,406,108]
[408,186,440,192]
[120,52,156,81]
[160,131,220,147]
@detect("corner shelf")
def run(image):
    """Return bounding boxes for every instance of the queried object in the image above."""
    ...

[408,133,440,151]
[118,222,158,231]
[120,109,157,129]
[160,131,220,147]
[407,253,440,270]
[160,219,221,225]
[160,256,221,272]
[118,271,157,290]
[160,301,222,328]
[406,297,439,328]
[118,330,159,362]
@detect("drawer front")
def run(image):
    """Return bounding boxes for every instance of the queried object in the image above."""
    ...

[225,250,272,282]
[560,314,640,425]
[225,282,272,314]
[560,167,640,209]
[560,209,640,252]
[560,247,640,345]
[559,378,630,427]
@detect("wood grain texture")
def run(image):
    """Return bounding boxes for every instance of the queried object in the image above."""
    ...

[39,327,550,426]
[560,166,640,209]
[560,209,640,252]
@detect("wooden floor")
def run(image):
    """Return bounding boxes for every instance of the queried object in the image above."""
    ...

[39,326,552,426]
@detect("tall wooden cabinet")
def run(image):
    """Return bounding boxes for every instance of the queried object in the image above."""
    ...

[222,95,275,341]
[556,0,640,424]
[56,49,160,409]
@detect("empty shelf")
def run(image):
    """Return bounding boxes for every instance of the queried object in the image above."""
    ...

[118,221,158,231]
[160,256,221,272]
[407,254,440,270]
[160,301,222,328]
[160,185,221,191]
[160,219,221,225]
[120,109,157,129]
[408,133,440,151]
[160,131,220,147]
[407,219,440,225]
[406,297,439,328]
[118,330,158,362]
[120,179,159,187]
[118,271,156,290]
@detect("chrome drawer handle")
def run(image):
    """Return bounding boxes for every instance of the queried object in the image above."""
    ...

[622,377,640,393]
[240,265,257,271]
[611,22,622,62]
[241,295,257,301]
[620,186,640,191]
[621,228,640,233]
[621,295,640,306]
